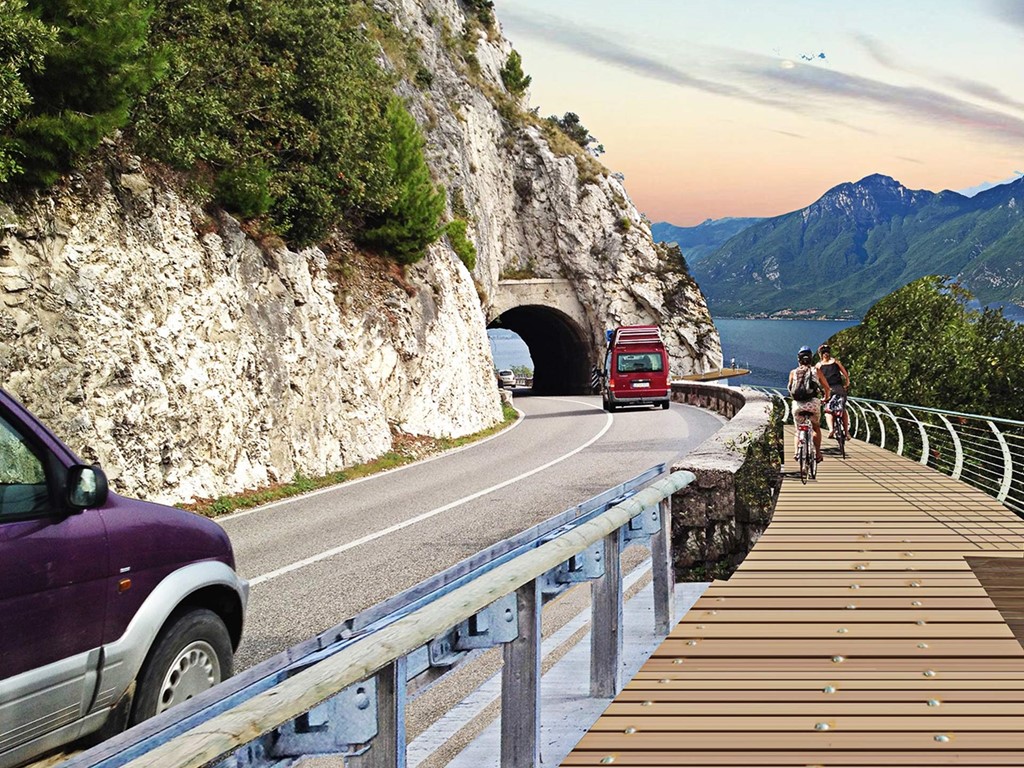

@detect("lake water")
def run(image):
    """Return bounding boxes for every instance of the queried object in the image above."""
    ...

[489,320,859,389]
[488,329,533,370]
[716,318,859,389]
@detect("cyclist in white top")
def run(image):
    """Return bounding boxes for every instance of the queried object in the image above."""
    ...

[788,345,830,463]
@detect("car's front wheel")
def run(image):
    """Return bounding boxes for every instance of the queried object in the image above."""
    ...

[130,608,233,725]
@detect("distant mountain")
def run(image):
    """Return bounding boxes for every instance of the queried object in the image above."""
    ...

[691,174,1024,319]
[651,217,764,264]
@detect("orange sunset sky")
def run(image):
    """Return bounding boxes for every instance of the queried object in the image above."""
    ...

[495,0,1024,225]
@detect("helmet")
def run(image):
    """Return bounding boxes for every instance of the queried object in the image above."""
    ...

[797,345,813,362]
[819,343,831,354]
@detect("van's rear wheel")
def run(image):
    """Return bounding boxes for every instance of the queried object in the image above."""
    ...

[130,608,232,725]
[661,401,670,410]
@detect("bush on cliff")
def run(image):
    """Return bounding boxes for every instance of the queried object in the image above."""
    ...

[135,0,399,247]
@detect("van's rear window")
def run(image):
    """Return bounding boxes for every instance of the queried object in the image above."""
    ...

[616,353,664,373]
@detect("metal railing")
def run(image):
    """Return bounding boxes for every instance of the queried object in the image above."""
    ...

[66,466,695,768]
[755,387,1024,516]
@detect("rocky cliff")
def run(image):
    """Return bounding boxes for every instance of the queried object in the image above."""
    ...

[0,0,720,504]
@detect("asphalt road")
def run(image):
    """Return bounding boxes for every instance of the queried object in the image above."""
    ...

[220,393,725,670]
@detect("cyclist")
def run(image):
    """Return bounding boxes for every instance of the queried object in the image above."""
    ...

[816,343,850,439]
[788,345,830,463]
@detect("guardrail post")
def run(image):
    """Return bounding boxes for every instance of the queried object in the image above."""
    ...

[501,579,541,768]
[651,498,674,636]
[591,531,623,698]
[348,657,406,768]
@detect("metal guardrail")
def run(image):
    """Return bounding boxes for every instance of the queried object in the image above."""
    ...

[754,386,1024,516]
[66,465,694,768]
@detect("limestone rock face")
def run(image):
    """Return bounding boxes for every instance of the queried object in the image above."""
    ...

[382,0,722,374]
[0,0,720,504]
[0,172,500,504]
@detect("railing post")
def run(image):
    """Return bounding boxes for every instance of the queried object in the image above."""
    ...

[349,658,407,768]
[651,498,675,636]
[501,579,541,768]
[903,406,930,465]
[591,531,623,698]
[851,401,870,443]
[989,420,1013,503]
[879,404,904,456]
[938,413,964,480]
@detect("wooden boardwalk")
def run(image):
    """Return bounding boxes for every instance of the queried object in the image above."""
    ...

[562,428,1024,766]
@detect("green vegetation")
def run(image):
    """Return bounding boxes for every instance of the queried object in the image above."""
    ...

[3,0,162,186]
[184,402,519,517]
[1,0,448,260]
[829,275,1024,419]
[0,0,56,181]
[500,49,531,97]
[357,97,446,263]
[445,218,477,271]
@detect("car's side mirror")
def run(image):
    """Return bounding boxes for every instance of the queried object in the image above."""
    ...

[67,464,109,511]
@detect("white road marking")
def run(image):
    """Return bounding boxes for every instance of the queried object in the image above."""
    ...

[249,400,611,586]
[219,406,528,522]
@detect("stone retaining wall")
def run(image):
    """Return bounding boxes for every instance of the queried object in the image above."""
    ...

[669,382,783,581]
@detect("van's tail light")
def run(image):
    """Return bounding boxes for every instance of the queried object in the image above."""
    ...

[609,378,616,390]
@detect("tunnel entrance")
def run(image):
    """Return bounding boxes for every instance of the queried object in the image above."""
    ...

[488,305,594,395]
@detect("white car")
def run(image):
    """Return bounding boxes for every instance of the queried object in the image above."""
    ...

[497,369,516,388]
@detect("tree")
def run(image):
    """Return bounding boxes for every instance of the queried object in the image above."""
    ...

[500,49,530,97]
[357,96,446,264]
[829,275,1024,419]
[12,0,164,185]
[547,112,599,151]
[0,0,55,182]
[135,0,395,246]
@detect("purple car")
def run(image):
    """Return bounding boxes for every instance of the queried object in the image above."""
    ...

[0,388,248,768]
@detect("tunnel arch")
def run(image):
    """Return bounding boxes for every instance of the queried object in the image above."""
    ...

[488,305,593,395]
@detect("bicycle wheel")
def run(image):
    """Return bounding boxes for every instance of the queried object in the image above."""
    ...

[798,438,808,484]
[836,424,846,459]
[806,427,817,479]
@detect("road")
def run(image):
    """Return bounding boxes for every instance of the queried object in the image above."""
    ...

[221,393,724,670]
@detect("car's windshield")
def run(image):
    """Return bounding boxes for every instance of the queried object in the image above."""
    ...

[615,353,663,373]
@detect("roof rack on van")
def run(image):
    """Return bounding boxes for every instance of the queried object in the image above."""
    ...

[610,325,663,346]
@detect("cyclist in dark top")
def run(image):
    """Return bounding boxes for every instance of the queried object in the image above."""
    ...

[816,344,850,438]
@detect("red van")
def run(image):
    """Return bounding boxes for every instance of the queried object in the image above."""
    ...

[601,326,671,411]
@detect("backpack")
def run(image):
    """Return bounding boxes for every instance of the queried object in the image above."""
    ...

[789,366,820,402]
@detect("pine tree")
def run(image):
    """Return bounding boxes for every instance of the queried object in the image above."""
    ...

[358,97,446,265]
[0,0,55,181]
[500,49,531,98]
[12,0,164,185]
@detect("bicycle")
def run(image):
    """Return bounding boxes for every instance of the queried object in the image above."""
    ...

[794,411,817,483]
[827,393,847,459]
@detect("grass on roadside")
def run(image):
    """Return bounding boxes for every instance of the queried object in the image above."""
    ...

[180,401,519,518]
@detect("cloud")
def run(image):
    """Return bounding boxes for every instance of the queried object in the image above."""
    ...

[853,32,1024,112]
[772,129,807,139]
[498,8,792,110]
[991,0,1024,32]
[751,63,1024,143]
[500,8,1024,147]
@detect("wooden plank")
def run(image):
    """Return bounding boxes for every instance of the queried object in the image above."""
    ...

[560,428,1024,767]
[562,752,1024,766]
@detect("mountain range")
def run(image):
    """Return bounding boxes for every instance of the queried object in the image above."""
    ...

[650,217,764,264]
[662,174,1024,319]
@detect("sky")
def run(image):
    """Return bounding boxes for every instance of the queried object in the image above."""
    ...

[495,0,1024,225]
